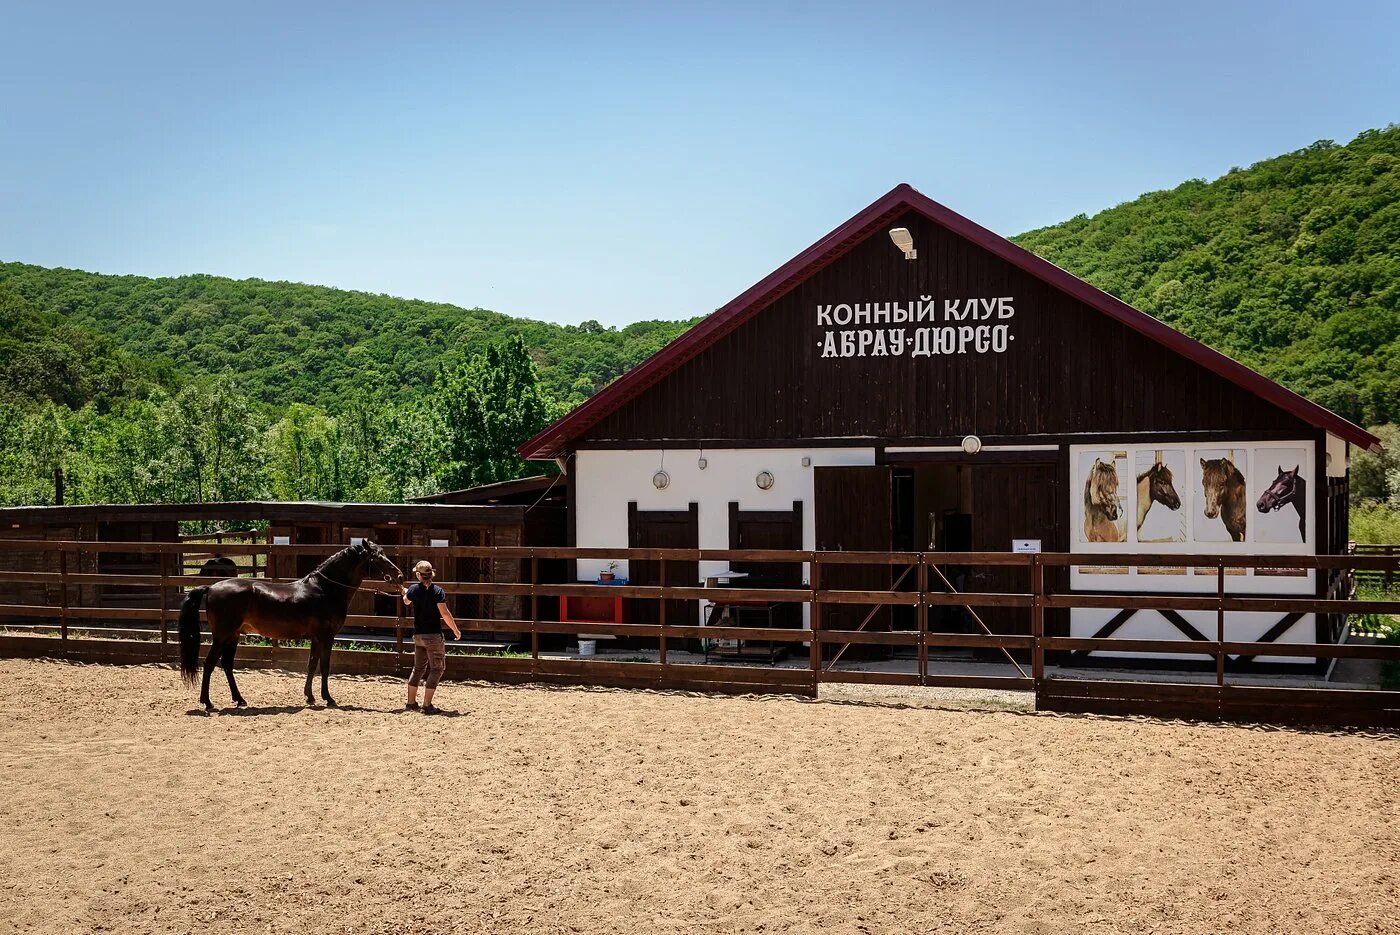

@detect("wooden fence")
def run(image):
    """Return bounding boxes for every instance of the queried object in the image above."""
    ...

[1352,543,1398,589]
[0,539,1396,727]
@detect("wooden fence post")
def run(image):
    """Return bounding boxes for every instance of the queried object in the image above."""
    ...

[658,558,667,672]
[58,547,69,645]
[159,560,169,646]
[1030,554,1044,686]
[395,587,405,669]
[1216,564,1226,694]
[916,554,929,686]
[809,555,822,685]
[530,555,540,674]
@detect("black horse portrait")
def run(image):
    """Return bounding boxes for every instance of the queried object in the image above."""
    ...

[1256,464,1306,540]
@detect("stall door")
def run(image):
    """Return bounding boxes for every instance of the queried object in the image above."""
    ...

[293,524,329,578]
[814,466,892,631]
[729,501,804,627]
[969,461,1060,635]
[628,503,699,627]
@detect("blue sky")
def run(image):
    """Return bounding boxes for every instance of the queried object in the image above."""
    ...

[2,1,1396,326]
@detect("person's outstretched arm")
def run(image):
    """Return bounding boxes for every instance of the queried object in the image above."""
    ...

[437,601,461,639]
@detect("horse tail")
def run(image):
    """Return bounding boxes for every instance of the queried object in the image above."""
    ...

[178,586,210,686]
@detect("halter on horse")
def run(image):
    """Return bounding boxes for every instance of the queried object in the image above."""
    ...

[1257,464,1306,540]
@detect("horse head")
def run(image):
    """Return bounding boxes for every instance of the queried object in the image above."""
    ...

[1149,461,1181,511]
[358,541,405,583]
[1089,458,1120,521]
[1257,465,1300,514]
[1199,458,1228,519]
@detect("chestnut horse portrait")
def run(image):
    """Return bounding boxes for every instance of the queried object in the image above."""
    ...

[178,541,403,711]
[1199,457,1247,542]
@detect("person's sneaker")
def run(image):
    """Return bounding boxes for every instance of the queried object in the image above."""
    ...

[422,704,441,715]
[404,701,420,711]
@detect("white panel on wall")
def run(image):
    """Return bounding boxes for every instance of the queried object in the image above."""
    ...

[573,447,876,623]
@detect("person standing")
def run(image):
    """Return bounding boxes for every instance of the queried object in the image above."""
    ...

[401,560,460,714]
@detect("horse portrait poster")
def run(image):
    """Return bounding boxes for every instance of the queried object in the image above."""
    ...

[1077,449,1129,547]
[1253,447,1309,544]
[1194,449,1248,543]
[1134,449,1186,545]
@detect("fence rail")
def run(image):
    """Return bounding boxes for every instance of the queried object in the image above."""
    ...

[0,539,1396,726]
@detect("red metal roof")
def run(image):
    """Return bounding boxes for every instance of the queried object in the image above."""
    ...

[520,184,1380,458]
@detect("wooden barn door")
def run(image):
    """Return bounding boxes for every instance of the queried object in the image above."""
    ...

[814,466,892,633]
[969,460,1060,636]
[729,501,803,627]
[628,503,699,627]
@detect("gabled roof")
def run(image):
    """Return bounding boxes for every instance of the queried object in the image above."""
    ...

[520,184,1380,458]
[408,474,566,505]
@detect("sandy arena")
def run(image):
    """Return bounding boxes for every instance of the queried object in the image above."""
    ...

[0,658,1396,935]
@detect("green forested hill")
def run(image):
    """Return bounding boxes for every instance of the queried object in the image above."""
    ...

[0,263,695,412]
[1012,126,1400,426]
[2,126,1399,509]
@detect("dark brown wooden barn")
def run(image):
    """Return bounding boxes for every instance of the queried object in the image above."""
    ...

[519,183,1379,665]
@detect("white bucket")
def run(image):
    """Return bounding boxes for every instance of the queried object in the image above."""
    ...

[577,640,597,656]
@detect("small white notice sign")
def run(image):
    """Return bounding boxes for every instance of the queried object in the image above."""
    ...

[1012,539,1042,553]
[430,538,449,548]
[349,537,364,546]
[272,535,291,546]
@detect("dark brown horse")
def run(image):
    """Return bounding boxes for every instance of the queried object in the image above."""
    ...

[1257,464,1306,539]
[178,541,403,711]
[1200,457,1247,542]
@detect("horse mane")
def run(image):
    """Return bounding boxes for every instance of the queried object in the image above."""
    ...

[311,543,364,579]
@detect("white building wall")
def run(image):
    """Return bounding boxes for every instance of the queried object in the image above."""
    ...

[572,446,875,599]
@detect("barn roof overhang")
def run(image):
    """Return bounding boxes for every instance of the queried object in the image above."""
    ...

[0,501,531,526]
[519,183,1380,459]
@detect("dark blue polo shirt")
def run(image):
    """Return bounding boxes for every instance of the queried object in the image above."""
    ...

[405,582,448,635]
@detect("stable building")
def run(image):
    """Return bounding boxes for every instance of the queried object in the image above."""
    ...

[520,184,1379,665]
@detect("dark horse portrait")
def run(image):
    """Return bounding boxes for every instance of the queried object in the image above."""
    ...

[1257,464,1306,540]
[1135,460,1182,534]
[178,541,403,711]
[1083,457,1125,542]
[1199,457,1247,542]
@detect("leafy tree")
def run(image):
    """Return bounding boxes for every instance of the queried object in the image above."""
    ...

[432,335,559,491]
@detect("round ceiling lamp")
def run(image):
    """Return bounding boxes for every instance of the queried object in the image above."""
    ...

[652,470,671,490]
[961,435,983,455]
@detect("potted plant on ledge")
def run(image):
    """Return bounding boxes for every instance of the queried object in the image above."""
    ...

[599,561,619,583]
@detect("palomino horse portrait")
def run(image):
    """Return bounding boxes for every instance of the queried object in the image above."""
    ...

[1082,457,1125,542]
[1135,460,1182,534]
[178,540,404,711]
[1257,464,1306,540]
[1199,457,1247,542]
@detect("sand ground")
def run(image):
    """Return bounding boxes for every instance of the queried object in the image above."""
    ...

[0,658,1395,935]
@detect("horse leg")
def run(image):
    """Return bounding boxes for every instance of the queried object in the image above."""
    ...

[220,640,246,708]
[200,637,222,712]
[318,633,337,707]
[304,641,320,706]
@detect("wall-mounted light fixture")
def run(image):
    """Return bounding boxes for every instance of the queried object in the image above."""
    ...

[961,435,983,455]
[889,227,917,260]
[801,456,811,468]
[652,470,671,490]
[755,470,775,490]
